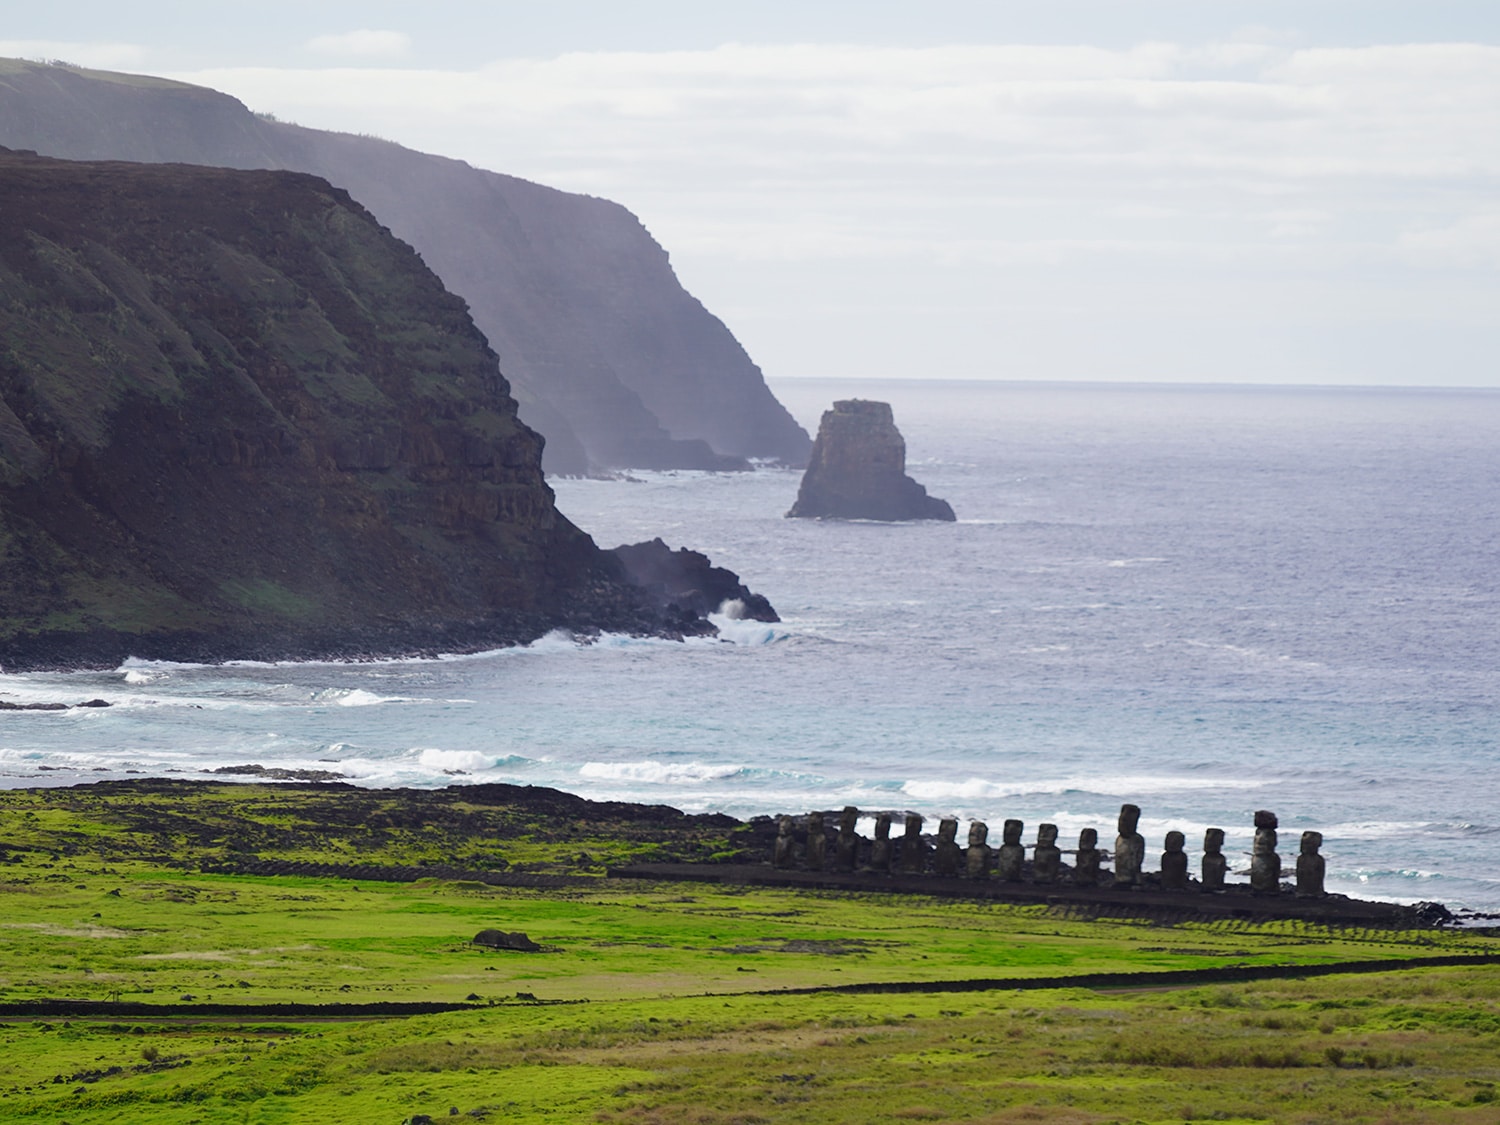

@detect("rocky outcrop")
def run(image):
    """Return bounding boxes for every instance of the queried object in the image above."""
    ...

[0,149,767,669]
[0,59,812,474]
[612,539,780,623]
[787,400,955,521]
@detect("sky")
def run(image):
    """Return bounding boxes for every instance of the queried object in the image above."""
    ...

[5,2,1498,386]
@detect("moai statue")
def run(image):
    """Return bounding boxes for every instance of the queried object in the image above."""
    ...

[1250,809,1281,894]
[870,813,893,873]
[900,813,927,874]
[1160,830,1189,891]
[1201,828,1228,892]
[773,816,795,869]
[1296,830,1326,897]
[1073,828,1101,886]
[1032,823,1062,885]
[835,806,860,872]
[966,820,991,879]
[933,817,962,877]
[805,810,827,870]
[1113,804,1145,888]
[995,818,1026,882]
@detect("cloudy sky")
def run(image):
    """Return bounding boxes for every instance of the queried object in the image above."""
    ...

[6,2,1498,385]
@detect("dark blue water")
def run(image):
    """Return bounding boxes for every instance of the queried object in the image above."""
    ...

[3,381,1498,911]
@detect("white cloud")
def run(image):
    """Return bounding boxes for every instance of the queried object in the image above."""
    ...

[0,40,146,70]
[302,29,410,59]
[168,40,1500,384]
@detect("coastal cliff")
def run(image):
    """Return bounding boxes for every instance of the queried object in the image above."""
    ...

[0,150,755,669]
[0,59,812,475]
[788,400,956,521]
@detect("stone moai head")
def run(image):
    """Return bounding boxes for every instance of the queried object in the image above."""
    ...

[1253,810,1278,852]
[777,815,794,837]
[1037,823,1058,847]
[1002,818,1023,845]
[1079,828,1098,850]
[807,810,824,833]
[839,806,859,834]
[967,821,988,847]
[1301,830,1323,855]
[1118,804,1141,835]
[1165,830,1185,853]
[904,813,923,837]
[875,813,892,841]
[938,817,958,843]
[1203,828,1225,854]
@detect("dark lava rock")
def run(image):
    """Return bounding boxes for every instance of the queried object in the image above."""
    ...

[473,929,542,952]
[207,764,346,783]
[787,400,955,522]
[611,538,779,622]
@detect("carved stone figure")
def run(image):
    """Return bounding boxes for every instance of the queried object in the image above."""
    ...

[870,813,893,873]
[1250,809,1281,894]
[1073,828,1101,886]
[1113,804,1145,887]
[1296,830,1326,897]
[1160,830,1189,891]
[806,810,827,870]
[1201,828,1228,892]
[835,806,860,872]
[966,820,990,879]
[900,813,927,873]
[995,818,1025,882]
[773,816,795,869]
[1031,823,1062,885]
[933,817,962,877]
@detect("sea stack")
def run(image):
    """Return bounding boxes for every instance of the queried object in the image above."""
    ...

[786,400,955,521]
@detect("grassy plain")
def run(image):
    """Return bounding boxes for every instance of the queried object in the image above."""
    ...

[2,782,1499,1123]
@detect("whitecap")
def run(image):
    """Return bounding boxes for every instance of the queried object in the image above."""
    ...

[579,760,746,785]
[416,748,505,774]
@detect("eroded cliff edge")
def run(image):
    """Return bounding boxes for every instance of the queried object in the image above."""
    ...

[0,150,747,669]
[0,59,813,475]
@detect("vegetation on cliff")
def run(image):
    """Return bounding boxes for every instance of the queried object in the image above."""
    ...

[0,149,722,668]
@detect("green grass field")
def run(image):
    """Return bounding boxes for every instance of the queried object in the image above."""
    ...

[2,783,1499,1122]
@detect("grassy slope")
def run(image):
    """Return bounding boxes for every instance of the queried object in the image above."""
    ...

[2,787,1499,1122]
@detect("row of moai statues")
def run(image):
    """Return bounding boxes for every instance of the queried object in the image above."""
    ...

[771,804,1326,896]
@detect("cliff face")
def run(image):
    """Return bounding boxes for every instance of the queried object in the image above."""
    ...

[0,59,812,474]
[0,149,719,669]
[787,400,956,521]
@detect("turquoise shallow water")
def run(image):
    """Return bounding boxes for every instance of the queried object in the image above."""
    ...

[3,380,1498,911]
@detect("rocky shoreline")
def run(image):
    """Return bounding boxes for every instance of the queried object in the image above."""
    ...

[0,777,1457,929]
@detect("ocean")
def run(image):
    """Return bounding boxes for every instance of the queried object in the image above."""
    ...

[3,379,1498,913]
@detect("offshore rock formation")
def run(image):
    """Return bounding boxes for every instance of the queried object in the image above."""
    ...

[787,400,955,521]
[0,150,768,669]
[611,539,779,623]
[0,59,812,475]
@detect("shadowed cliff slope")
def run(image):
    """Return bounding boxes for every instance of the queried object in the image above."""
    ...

[0,59,811,474]
[0,149,731,669]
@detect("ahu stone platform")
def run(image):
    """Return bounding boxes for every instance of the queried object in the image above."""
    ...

[610,803,1453,929]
